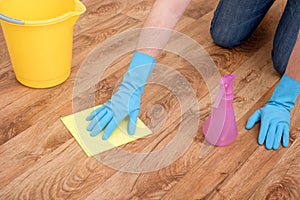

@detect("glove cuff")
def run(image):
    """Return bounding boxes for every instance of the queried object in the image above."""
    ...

[269,74,300,110]
[128,51,156,78]
[117,51,156,97]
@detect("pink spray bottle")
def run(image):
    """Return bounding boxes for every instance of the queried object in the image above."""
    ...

[203,74,238,146]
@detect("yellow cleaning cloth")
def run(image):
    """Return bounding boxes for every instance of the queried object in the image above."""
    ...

[61,105,152,157]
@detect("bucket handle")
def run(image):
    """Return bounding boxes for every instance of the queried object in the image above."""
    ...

[0,14,24,25]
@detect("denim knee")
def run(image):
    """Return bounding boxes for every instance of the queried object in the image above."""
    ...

[272,50,286,76]
[210,26,243,48]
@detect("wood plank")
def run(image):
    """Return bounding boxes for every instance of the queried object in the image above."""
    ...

[0,0,294,199]
[122,0,155,22]
[0,52,135,189]
[0,67,193,199]
[184,0,218,20]
[249,137,300,200]
[3,30,199,195]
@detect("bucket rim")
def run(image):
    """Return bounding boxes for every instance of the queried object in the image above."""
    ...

[0,0,86,26]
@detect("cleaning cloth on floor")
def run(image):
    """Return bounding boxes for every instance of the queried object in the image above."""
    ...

[61,105,152,157]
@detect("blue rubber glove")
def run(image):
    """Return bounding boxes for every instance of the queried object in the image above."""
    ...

[86,51,156,140]
[246,74,300,150]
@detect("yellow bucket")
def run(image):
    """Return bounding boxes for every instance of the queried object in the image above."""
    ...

[0,0,86,88]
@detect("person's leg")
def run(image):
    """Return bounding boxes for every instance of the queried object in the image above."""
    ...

[272,0,300,75]
[210,0,275,48]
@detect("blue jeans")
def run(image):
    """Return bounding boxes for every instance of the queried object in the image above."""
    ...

[210,0,300,75]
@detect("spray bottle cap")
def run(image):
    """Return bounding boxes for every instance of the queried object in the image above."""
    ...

[213,74,236,108]
[221,74,236,96]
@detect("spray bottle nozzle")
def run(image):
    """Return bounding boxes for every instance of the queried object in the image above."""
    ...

[221,74,236,95]
[213,74,236,108]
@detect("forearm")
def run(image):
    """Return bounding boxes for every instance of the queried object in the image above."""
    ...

[137,0,192,58]
[285,29,300,82]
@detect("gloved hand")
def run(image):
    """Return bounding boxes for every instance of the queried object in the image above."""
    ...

[246,74,300,150]
[86,51,156,140]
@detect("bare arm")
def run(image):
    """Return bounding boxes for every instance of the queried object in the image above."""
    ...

[137,0,192,58]
[285,30,300,81]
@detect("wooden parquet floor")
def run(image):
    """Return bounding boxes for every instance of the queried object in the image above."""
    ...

[1,0,300,199]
